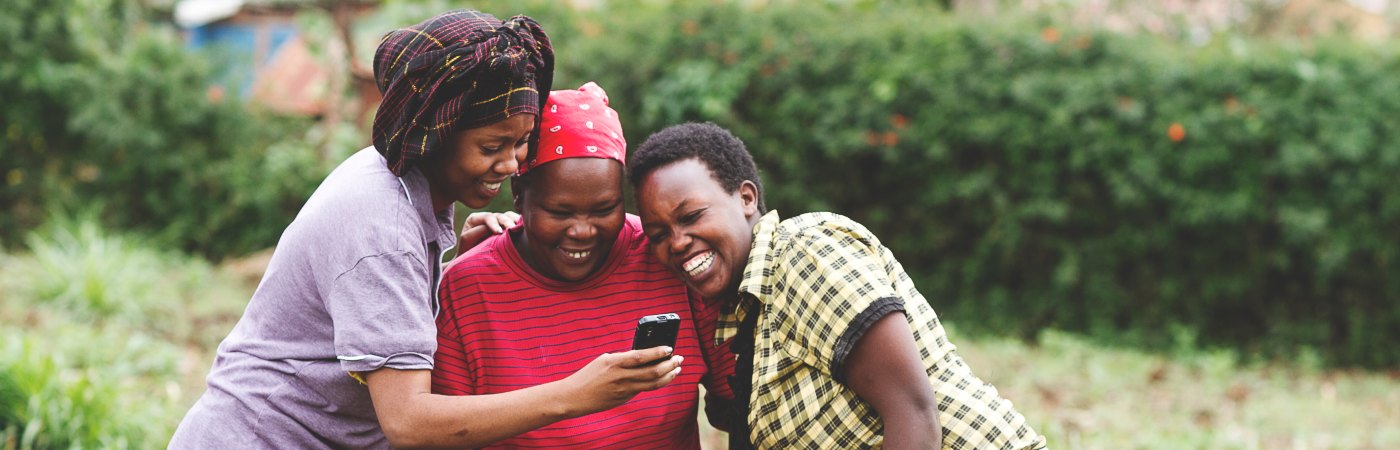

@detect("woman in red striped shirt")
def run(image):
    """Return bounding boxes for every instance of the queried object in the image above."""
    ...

[430,82,732,448]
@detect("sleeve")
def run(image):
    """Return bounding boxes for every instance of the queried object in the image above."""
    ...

[770,225,906,383]
[431,268,477,395]
[329,251,438,373]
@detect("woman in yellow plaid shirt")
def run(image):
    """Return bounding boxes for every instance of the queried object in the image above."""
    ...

[630,123,1047,450]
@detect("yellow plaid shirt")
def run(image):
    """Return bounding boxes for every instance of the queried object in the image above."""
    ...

[718,211,1046,449]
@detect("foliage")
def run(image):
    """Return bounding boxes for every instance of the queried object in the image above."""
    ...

[0,0,324,258]
[459,1,1400,366]
[0,218,241,449]
[6,0,1398,365]
[0,329,179,450]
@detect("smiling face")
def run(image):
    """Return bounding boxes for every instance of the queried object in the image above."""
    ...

[636,158,761,301]
[513,158,626,282]
[423,113,535,211]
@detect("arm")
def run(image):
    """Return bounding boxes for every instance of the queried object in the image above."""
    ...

[844,312,942,450]
[366,347,683,449]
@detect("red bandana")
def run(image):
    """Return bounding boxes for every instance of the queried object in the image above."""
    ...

[520,81,625,175]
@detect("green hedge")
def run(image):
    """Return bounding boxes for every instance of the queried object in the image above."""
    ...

[8,0,1398,365]
[493,1,1400,366]
[1,0,323,258]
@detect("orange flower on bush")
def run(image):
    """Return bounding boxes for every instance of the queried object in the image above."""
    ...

[1168,122,1186,142]
[890,113,909,129]
[882,131,899,147]
[1041,27,1061,44]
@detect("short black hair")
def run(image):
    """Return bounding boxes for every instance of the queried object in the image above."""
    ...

[628,122,766,213]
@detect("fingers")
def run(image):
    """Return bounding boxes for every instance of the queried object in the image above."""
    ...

[484,216,505,233]
[457,225,492,251]
[467,211,521,234]
[619,346,674,368]
[654,362,682,389]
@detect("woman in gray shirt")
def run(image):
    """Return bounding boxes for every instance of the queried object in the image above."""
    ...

[170,10,681,449]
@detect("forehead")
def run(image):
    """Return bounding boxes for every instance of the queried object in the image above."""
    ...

[522,158,623,197]
[638,158,729,208]
[645,158,723,189]
[461,113,536,138]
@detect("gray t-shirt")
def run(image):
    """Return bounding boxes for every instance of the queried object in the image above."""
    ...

[170,148,456,449]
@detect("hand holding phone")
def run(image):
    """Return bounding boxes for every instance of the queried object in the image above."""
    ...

[631,313,680,364]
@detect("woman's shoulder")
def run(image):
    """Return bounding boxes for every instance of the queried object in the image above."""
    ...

[779,212,883,255]
[617,214,665,264]
[444,231,515,278]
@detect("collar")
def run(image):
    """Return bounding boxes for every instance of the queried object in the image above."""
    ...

[399,165,457,253]
[717,210,782,345]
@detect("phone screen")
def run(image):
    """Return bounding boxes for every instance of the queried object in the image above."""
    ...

[631,313,680,360]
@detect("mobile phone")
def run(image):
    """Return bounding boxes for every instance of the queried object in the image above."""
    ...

[631,313,680,364]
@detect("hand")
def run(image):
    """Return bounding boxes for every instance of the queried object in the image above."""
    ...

[466,211,521,234]
[458,211,521,251]
[558,347,683,415]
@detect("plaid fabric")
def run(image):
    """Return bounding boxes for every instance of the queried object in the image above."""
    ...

[719,211,1047,450]
[371,9,554,176]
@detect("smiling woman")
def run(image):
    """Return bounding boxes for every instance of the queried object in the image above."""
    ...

[511,158,626,281]
[423,114,536,211]
[167,10,581,450]
[631,123,1046,450]
[427,82,733,449]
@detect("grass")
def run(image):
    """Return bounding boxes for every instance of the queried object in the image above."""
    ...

[0,218,247,449]
[2,217,1397,449]
[955,331,1400,449]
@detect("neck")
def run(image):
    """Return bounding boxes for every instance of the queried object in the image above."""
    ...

[509,228,553,280]
[429,190,453,214]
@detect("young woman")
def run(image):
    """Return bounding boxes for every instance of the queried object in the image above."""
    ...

[429,82,732,448]
[629,123,1047,450]
[171,11,678,449]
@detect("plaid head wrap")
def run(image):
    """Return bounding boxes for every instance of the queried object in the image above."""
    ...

[372,10,554,176]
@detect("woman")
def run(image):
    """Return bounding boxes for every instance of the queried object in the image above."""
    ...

[170,11,679,449]
[430,82,732,448]
[629,123,1047,450]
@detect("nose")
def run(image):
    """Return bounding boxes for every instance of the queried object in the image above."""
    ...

[565,219,597,241]
[666,231,691,256]
[497,147,523,175]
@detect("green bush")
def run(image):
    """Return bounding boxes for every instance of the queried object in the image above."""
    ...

[1,215,253,350]
[0,0,324,258]
[492,1,1400,366]
[0,328,180,449]
[0,219,246,449]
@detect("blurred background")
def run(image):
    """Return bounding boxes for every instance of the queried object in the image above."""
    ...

[3,0,1400,448]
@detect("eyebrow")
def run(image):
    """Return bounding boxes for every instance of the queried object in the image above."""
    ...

[479,132,528,141]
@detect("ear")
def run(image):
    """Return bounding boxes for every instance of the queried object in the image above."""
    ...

[738,180,759,218]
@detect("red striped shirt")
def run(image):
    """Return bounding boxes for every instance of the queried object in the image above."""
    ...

[432,215,707,449]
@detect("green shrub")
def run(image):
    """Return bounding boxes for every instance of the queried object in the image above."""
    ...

[487,1,1400,366]
[17,215,167,320]
[0,328,180,449]
[1,215,253,349]
[0,0,323,258]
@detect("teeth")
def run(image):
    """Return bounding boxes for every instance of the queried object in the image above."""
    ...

[683,252,714,277]
[566,251,590,259]
[482,181,502,190]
